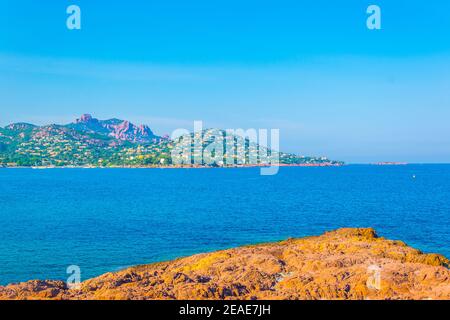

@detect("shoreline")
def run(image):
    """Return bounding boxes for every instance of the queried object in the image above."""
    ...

[1,228,449,300]
[0,163,345,169]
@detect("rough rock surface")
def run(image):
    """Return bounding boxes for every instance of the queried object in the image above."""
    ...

[1,228,449,300]
[75,114,157,143]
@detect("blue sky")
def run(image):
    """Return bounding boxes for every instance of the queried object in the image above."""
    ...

[1,0,450,162]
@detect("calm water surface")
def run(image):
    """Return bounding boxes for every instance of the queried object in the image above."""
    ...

[0,165,449,285]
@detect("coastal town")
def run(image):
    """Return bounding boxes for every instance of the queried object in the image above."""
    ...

[0,115,343,168]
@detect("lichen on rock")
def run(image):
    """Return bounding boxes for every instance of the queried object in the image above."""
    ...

[0,228,449,300]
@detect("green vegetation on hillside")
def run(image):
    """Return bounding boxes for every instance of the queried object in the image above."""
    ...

[0,117,343,167]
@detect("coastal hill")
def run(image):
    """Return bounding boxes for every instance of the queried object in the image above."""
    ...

[0,114,342,167]
[1,228,448,300]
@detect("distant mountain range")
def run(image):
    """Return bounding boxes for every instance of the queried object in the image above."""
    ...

[0,114,343,167]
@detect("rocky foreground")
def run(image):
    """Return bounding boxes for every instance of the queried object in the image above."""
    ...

[1,228,449,300]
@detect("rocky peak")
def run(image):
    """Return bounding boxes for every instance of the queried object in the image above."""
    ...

[109,121,156,143]
[76,114,96,124]
[70,114,160,143]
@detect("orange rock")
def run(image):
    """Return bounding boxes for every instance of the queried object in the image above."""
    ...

[0,228,449,300]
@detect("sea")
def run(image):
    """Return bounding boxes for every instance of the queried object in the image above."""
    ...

[0,165,449,285]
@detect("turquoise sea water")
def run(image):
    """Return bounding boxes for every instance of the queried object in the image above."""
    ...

[0,165,449,285]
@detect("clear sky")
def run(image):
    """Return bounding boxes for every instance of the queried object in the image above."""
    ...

[1,0,449,163]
